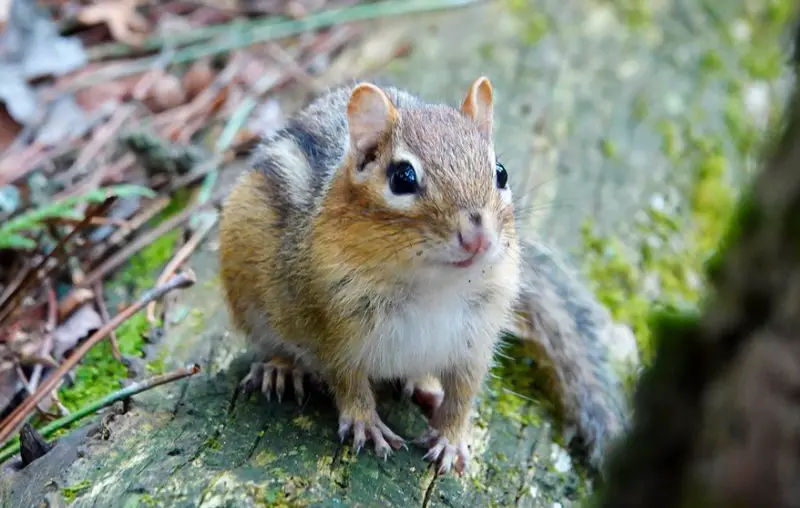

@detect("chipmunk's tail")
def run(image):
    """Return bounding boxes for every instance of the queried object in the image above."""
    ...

[507,238,635,477]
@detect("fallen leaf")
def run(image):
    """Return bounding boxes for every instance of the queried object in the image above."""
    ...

[182,59,215,101]
[0,103,22,151]
[34,94,92,147]
[0,0,87,127]
[237,52,279,90]
[0,360,22,416]
[74,81,127,113]
[0,183,21,214]
[88,194,141,243]
[76,0,150,46]
[0,0,11,28]
[0,0,87,80]
[56,288,95,322]
[148,73,186,112]
[0,69,38,125]
[52,304,103,360]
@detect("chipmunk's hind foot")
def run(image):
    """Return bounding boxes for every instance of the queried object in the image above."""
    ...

[403,374,444,418]
[240,356,307,405]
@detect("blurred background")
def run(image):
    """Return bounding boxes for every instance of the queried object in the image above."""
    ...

[0,0,794,505]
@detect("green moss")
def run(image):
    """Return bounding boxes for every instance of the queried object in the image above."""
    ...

[599,138,619,160]
[736,1,797,81]
[60,313,150,411]
[57,190,190,415]
[573,0,795,378]
[146,348,168,375]
[136,493,158,507]
[478,42,495,59]
[700,51,724,73]
[61,480,92,502]
[580,127,740,372]
[604,0,651,28]
[203,435,222,451]
[508,0,550,44]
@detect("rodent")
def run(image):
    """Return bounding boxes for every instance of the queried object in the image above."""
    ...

[219,76,629,476]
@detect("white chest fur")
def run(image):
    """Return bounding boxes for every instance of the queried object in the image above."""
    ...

[356,282,508,380]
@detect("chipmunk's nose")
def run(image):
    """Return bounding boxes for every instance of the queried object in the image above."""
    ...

[458,210,492,254]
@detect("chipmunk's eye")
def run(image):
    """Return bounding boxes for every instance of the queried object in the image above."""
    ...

[495,161,508,189]
[387,161,418,195]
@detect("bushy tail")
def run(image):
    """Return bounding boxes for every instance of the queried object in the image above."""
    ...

[506,238,634,476]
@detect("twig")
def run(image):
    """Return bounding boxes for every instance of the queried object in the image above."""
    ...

[79,201,210,289]
[166,82,263,195]
[67,0,484,91]
[28,284,58,395]
[50,154,137,203]
[146,214,218,326]
[120,129,206,176]
[0,364,201,465]
[0,198,118,327]
[57,106,136,186]
[165,154,224,193]
[0,271,196,447]
[264,42,324,94]
[94,283,121,362]
[88,196,171,264]
[56,288,95,322]
[154,54,245,141]
[44,216,130,229]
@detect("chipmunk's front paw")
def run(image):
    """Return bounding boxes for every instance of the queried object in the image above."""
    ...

[416,427,470,475]
[337,411,406,459]
[240,356,307,404]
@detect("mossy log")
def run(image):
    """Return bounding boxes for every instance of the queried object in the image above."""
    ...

[1,0,793,505]
[0,237,592,507]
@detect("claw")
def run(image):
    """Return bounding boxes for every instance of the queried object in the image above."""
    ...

[353,421,367,454]
[336,411,406,459]
[338,416,352,443]
[275,367,286,403]
[293,369,305,405]
[241,357,309,404]
[402,379,416,398]
[261,365,274,401]
[239,363,262,396]
[419,428,470,475]
[372,431,390,459]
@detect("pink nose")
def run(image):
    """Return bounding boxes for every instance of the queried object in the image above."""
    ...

[458,231,487,254]
[458,211,491,254]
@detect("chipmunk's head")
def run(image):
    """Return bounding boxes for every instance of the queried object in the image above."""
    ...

[321,77,517,283]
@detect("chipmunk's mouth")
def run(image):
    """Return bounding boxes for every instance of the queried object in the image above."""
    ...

[450,254,479,268]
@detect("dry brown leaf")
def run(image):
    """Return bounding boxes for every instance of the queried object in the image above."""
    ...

[0,104,22,152]
[76,0,150,46]
[182,59,215,101]
[57,288,95,321]
[148,73,186,112]
[0,0,11,28]
[74,81,128,112]
[52,304,103,360]
[0,361,21,416]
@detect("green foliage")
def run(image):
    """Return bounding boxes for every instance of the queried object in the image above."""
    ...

[580,124,738,369]
[61,480,92,502]
[0,185,155,250]
[59,313,150,411]
[59,230,180,412]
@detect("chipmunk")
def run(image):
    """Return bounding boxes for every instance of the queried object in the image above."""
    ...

[219,76,629,476]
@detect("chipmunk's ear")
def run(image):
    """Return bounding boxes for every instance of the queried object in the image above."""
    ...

[347,83,396,153]
[460,76,493,137]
